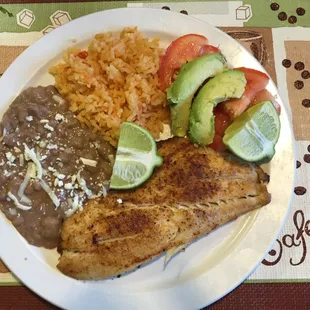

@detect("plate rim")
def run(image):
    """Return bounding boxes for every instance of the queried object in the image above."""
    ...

[0,7,296,310]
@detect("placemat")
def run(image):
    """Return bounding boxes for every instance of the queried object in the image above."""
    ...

[0,0,309,308]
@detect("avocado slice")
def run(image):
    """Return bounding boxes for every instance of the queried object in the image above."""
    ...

[189,70,246,145]
[167,53,227,137]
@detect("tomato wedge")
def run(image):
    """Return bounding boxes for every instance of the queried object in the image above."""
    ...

[158,34,220,91]
[221,67,270,119]
[250,89,281,115]
[209,106,231,152]
[199,44,220,56]
[235,67,269,92]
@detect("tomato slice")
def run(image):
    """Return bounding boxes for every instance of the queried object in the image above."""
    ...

[213,105,231,136]
[221,68,270,119]
[209,106,231,152]
[221,85,256,119]
[158,34,222,91]
[199,44,220,56]
[250,89,281,115]
[235,67,269,92]
[209,133,227,152]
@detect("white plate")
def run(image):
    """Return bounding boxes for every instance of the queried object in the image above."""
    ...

[0,8,295,310]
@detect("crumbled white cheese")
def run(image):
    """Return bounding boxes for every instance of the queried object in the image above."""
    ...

[48,167,56,172]
[57,174,65,180]
[80,157,97,167]
[64,183,73,190]
[19,154,24,166]
[39,179,60,208]
[40,155,47,161]
[44,123,54,132]
[14,147,21,153]
[26,116,33,122]
[76,170,92,197]
[6,152,16,163]
[0,159,4,166]
[53,95,65,105]
[7,191,32,211]
[58,180,64,187]
[39,141,47,148]
[65,195,81,217]
[18,163,36,199]
[23,143,42,179]
[40,119,49,124]
[35,135,41,140]
[47,144,57,150]
[55,113,64,122]
[54,178,59,187]
[117,199,123,204]
[47,133,52,138]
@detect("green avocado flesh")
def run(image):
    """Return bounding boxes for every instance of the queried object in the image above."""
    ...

[189,70,246,145]
[167,53,227,137]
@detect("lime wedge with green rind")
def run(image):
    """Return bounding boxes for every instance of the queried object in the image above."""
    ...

[223,100,280,162]
[110,122,163,190]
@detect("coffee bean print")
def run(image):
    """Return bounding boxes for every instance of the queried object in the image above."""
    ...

[296,8,306,16]
[301,70,310,79]
[294,80,304,89]
[288,16,297,24]
[294,186,307,195]
[270,3,280,11]
[304,154,310,163]
[282,59,291,68]
[278,12,287,21]
[180,10,188,15]
[296,160,301,169]
[162,6,170,10]
[294,61,305,71]
[302,99,310,108]
[308,145,310,153]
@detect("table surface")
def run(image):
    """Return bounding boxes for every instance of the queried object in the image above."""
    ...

[1,0,310,309]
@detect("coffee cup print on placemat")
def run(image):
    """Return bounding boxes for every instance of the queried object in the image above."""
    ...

[283,41,310,140]
[220,27,277,84]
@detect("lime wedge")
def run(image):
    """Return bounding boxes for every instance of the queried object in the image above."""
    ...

[223,101,280,162]
[110,122,163,189]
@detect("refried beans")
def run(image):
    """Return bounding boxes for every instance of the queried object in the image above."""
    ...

[0,86,115,248]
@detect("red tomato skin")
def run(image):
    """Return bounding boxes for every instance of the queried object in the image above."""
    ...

[159,34,209,91]
[209,106,231,152]
[250,89,281,115]
[209,134,227,152]
[77,51,88,59]
[235,67,269,93]
[222,85,256,120]
[221,68,270,119]
[199,45,220,56]
[213,105,231,136]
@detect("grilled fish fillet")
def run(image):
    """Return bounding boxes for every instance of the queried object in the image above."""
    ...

[58,138,271,280]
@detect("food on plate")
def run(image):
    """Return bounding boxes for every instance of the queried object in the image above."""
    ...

[0,86,115,248]
[0,28,281,280]
[223,101,280,162]
[57,137,271,280]
[221,67,270,119]
[250,89,281,115]
[167,53,227,136]
[110,122,162,189]
[49,27,170,147]
[189,70,246,145]
[158,33,220,91]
